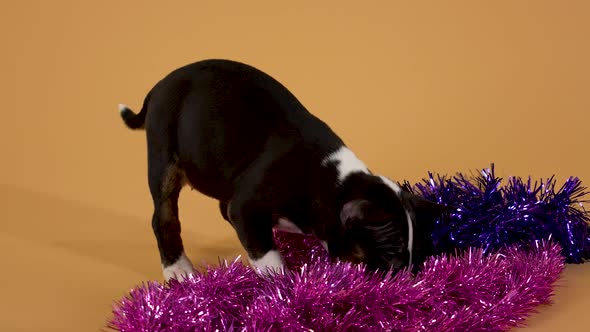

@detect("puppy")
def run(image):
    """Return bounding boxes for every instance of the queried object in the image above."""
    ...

[119,59,445,281]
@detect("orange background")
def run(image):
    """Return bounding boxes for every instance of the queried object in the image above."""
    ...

[1,1,589,331]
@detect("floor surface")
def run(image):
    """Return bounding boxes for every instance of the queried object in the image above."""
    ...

[1,185,588,331]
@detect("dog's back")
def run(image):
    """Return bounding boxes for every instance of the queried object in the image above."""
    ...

[126,59,342,201]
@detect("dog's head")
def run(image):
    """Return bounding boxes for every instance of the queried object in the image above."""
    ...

[332,173,447,273]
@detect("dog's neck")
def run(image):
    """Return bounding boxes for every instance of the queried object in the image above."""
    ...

[322,146,371,184]
[322,146,415,267]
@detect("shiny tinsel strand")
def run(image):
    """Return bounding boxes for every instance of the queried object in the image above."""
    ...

[109,241,564,332]
[108,165,580,331]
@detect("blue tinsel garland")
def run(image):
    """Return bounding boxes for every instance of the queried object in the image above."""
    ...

[402,164,590,263]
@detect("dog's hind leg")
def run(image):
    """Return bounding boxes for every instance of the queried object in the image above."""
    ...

[147,141,194,282]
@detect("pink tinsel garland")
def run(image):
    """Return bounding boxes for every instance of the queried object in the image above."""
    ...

[109,234,564,332]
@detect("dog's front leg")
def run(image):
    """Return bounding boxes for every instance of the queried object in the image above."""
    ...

[228,200,285,275]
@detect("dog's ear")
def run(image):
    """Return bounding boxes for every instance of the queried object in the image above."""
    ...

[338,173,405,227]
[340,199,369,227]
[340,198,395,229]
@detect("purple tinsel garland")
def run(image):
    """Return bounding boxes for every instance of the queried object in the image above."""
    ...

[402,164,590,263]
[108,165,587,331]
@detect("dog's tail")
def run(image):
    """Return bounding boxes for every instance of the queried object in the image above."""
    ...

[118,93,150,130]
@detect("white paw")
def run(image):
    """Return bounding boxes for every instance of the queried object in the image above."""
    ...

[162,252,195,282]
[248,250,285,275]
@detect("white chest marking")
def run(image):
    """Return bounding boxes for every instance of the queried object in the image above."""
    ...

[378,175,413,267]
[275,218,329,254]
[320,240,329,253]
[275,217,304,234]
[322,146,370,183]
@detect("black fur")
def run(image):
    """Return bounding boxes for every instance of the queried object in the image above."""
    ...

[120,59,446,275]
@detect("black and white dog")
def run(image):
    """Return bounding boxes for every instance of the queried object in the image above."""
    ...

[119,59,445,281]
